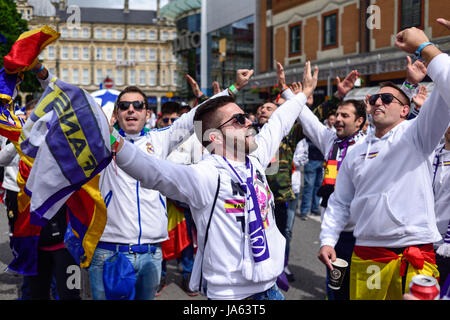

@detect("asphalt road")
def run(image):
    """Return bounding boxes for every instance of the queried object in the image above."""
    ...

[0,200,327,300]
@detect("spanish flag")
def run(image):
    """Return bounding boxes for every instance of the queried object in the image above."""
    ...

[3,25,59,74]
[161,199,191,260]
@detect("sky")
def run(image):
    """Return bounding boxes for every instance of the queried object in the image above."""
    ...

[67,0,170,10]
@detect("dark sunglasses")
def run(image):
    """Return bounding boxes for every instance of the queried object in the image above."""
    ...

[162,117,179,124]
[368,93,404,106]
[117,100,145,111]
[217,113,250,129]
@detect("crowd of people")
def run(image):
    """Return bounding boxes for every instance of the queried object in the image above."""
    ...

[1,21,449,301]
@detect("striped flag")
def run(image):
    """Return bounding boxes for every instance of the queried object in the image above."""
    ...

[161,199,191,260]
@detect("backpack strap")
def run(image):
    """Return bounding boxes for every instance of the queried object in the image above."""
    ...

[198,174,221,294]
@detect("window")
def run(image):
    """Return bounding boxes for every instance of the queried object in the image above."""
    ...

[172,31,177,40]
[48,46,55,59]
[139,70,146,85]
[149,70,156,86]
[129,48,136,61]
[61,27,68,38]
[82,69,90,85]
[129,69,136,85]
[116,48,123,60]
[161,70,166,85]
[399,0,423,30]
[149,30,156,40]
[106,29,113,39]
[161,31,168,41]
[322,11,338,49]
[96,48,103,60]
[95,28,103,39]
[172,70,177,85]
[62,68,69,82]
[139,30,146,40]
[116,29,123,40]
[72,69,79,84]
[49,68,56,76]
[72,28,79,38]
[149,48,156,61]
[95,69,103,85]
[106,48,113,61]
[82,28,89,38]
[72,47,79,60]
[61,46,69,60]
[289,23,302,56]
[116,69,123,85]
[129,29,136,40]
[83,47,89,60]
[106,69,113,79]
[139,48,146,61]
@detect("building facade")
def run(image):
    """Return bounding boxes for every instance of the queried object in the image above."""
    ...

[16,0,179,111]
[252,0,450,102]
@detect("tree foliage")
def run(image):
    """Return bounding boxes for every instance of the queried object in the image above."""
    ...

[0,0,42,98]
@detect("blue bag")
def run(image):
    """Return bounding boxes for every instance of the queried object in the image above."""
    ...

[103,252,136,300]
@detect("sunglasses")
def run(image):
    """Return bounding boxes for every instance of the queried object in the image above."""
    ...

[368,93,404,106]
[217,113,250,129]
[117,100,145,111]
[162,117,179,124]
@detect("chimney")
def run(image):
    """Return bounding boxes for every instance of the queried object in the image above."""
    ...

[124,0,129,13]
[59,0,67,10]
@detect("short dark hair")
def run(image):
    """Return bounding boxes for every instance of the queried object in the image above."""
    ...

[25,99,38,111]
[115,86,149,110]
[193,95,236,148]
[379,81,410,106]
[161,101,180,115]
[338,99,367,130]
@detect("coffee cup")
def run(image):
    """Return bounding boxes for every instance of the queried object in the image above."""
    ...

[328,258,348,290]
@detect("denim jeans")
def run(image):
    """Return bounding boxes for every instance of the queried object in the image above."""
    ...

[89,246,162,300]
[285,193,299,260]
[300,160,324,215]
[246,284,285,300]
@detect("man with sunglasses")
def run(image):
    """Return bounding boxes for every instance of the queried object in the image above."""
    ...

[157,101,180,128]
[318,26,450,300]
[90,70,254,300]
[108,62,318,300]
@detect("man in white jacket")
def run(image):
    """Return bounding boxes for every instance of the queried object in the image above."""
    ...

[111,62,318,300]
[318,26,450,300]
[90,70,253,300]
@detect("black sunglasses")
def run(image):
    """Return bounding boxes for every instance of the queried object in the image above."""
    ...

[117,100,146,111]
[217,113,250,129]
[368,93,404,106]
[162,117,179,124]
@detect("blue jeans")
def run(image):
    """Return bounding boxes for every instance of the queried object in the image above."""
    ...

[285,193,299,260]
[89,246,162,300]
[300,160,324,215]
[246,284,285,300]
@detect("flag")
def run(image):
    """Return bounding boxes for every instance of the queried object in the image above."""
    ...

[3,25,59,74]
[19,78,111,226]
[0,69,23,142]
[161,199,191,260]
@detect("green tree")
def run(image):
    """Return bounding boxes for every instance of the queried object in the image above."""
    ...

[0,0,42,97]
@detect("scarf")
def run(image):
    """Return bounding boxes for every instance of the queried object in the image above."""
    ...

[220,156,278,282]
[433,146,450,258]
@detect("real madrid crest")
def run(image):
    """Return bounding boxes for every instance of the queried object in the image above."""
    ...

[146,142,154,154]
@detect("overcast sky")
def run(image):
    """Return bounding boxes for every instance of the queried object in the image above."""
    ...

[67,0,170,10]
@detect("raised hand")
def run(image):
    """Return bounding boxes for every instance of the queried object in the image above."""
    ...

[186,74,203,98]
[301,61,319,98]
[235,69,254,91]
[289,81,302,95]
[411,85,428,109]
[212,81,222,95]
[276,61,287,90]
[395,27,430,54]
[406,56,427,85]
[336,70,360,98]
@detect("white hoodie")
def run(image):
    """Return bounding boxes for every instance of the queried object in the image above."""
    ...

[115,92,308,299]
[320,53,450,248]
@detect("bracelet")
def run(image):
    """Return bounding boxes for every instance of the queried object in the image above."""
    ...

[228,84,239,96]
[31,64,45,74]
[403,80,418,90]
[414,42,434,58]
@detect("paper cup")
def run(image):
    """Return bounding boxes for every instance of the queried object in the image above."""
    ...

[328,258,349,290]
